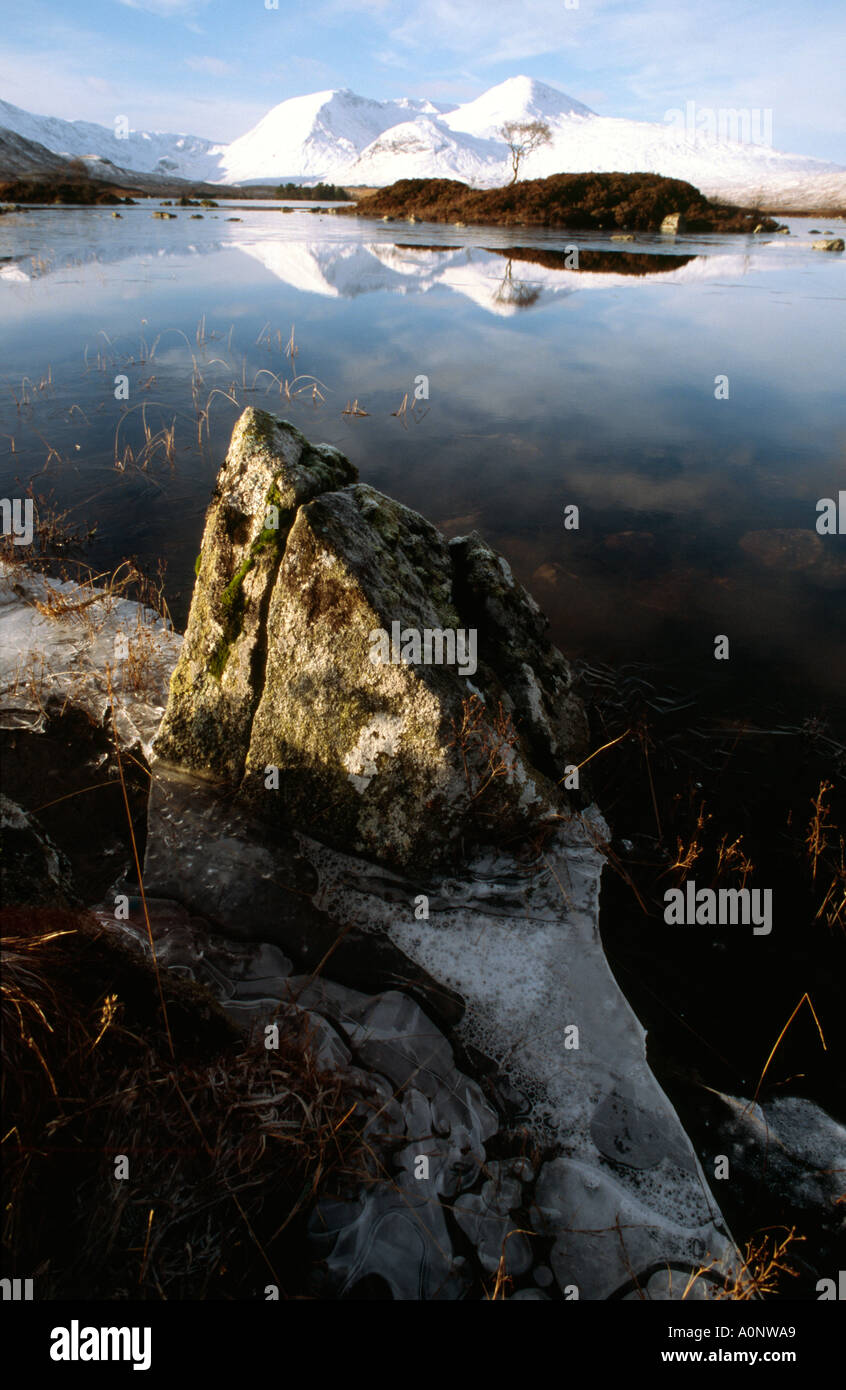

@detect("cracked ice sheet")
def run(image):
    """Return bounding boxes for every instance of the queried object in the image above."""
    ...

[0,561,181,756]
[299,808,739,1297]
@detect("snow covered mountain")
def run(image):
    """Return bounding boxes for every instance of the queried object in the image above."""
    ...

[0,97,226,182]
[443,76,595,138]
[219,88,453,183]
[2,78,844,210]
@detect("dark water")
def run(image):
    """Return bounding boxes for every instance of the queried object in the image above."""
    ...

[1,199,845,723]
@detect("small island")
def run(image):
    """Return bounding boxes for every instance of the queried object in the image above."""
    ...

[344,171,782,233]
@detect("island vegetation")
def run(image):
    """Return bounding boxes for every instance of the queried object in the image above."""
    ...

[342,171,782,233]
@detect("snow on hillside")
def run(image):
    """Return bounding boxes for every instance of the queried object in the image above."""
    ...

[443,75,595,138]
[219,89,456,183]
[343,117,503,185]
[0,98,226,181]
[2,79,844,210]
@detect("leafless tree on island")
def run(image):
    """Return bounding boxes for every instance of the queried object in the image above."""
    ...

[500,119,553,184]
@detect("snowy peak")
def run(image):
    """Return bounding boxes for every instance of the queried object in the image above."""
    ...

[445,76,595,139]
[221,87,457,182]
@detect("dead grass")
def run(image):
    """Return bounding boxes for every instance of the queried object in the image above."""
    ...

[113,401,177,471]
[1,907,379,1298]
[449,694,520,805]
[690,1228,804,1300]
[751,992,827,1106]
[17,558,170,631]
[0,486,97,565]
[805,780,846,933]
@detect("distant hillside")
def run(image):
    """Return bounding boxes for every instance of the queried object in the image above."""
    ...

[0,97,223,181]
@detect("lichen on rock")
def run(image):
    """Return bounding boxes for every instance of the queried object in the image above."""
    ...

[155,407,589,869]
[153,407,356,782]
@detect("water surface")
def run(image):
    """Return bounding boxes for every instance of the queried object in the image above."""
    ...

[2,199,844,721]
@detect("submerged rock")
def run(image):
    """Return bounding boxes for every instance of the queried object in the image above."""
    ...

[700,1090,846,1289]
[812,238,845,251]
[154,407,587,869]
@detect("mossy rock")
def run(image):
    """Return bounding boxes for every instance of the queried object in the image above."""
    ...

[156,409,588,870]
[153,408,356,782]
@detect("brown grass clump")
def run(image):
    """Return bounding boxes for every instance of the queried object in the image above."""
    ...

[690,1228,804,1300]
[1,908,376,1299]
[449,694,520,805]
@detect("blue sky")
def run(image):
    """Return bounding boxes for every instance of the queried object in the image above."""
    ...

[1,0,844,161]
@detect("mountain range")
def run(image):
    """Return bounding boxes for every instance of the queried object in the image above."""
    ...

[2,77,844,210]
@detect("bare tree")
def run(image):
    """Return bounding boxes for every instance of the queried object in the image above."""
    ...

[494,260,542,310]
[500,119,552,184]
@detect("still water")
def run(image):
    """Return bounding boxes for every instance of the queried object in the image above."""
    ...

[1,200,844,721]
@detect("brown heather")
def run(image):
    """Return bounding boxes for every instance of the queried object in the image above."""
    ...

[345,172,780,233]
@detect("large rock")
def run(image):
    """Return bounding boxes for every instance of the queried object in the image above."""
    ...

[153,409,356,782]
[154,408,588,869]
